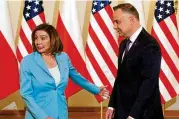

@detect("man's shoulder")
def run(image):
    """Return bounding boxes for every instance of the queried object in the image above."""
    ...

[140,29,160,48]
[141,35,161,54]
[144,35,160,48]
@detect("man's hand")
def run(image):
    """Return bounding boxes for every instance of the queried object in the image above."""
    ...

[106,108,115,119]
[127,116,134,119]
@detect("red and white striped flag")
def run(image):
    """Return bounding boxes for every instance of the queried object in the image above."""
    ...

[56,0,89,98]
[16,0,46,62]
[85,0,118,101]
[0,0,19,99]
[177,1,179,30]
[151,0,179,104]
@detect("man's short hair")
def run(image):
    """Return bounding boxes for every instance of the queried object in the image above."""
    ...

[113,3,139,20]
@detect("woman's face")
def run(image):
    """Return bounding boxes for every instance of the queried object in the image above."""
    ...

[34,30,51,55]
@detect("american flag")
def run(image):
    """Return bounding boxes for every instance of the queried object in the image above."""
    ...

[151,0,179,103]
[16,0,45,62]
[85,0,118,101]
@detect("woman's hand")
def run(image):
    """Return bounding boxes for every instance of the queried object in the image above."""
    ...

[99,85,110,99]
[45,116,53,119]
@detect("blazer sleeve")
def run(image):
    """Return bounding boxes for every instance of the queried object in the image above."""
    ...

[108,78,117,108]
[20,58,48,119]
[129,44,161,118]
[67,55,100,95]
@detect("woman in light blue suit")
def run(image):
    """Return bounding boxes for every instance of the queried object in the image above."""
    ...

[20,23,109,119]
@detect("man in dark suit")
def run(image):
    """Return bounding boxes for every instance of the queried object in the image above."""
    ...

[106,3,164,119]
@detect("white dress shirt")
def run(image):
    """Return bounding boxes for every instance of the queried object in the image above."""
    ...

[122,26,143,61]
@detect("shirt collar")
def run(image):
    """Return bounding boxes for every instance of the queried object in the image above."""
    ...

[129,26,143,43]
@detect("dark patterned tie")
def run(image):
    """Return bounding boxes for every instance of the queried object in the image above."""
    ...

[124,39,131,55]
[122,39,131,61]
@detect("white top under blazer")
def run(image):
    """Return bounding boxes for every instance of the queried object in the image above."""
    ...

[49,65,61,86]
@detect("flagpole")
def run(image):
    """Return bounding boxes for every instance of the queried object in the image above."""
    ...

[52,0,60,27]
[15,0,24,46]
[101,102,103,119]
[163,104,165,117]
[174,0,178,14]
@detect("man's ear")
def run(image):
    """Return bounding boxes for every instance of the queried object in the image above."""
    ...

[129,16,135,25]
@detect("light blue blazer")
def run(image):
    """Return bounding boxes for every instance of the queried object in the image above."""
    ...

[20,51,100,119]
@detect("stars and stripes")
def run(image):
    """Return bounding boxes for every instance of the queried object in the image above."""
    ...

[151,0,179,103]
[155,0,174,22]
[16,0,45,62]
[85,0,118,101]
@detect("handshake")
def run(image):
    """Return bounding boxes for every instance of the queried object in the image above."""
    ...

[99,85,110,100]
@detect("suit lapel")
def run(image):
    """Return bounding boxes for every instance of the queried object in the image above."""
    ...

[119,40,127,64]
[126,38,140,57]
[55,53,65,87]
[123,28,146,60]
[34,51,52,76]
[34,52,66,87]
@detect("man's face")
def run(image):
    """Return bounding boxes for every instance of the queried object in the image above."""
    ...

[113,9,132,37]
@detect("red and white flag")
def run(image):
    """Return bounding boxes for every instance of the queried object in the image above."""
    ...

[16,0,46,62]
[85,0,119,101]
[0,0,19,99]
[151,0,179,103]
[56,0,89,98]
